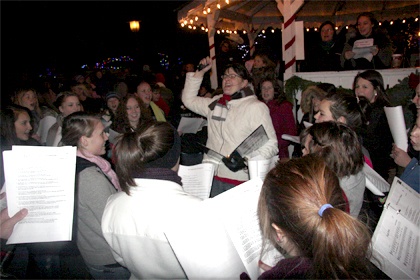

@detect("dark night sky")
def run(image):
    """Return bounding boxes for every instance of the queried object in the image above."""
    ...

[1,1,210,82]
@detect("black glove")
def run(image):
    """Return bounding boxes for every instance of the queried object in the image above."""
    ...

[222,150,247,172]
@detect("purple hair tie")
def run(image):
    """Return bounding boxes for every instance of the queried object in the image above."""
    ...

[318,204,333,217]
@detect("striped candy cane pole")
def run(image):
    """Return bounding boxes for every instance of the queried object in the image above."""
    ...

[277,0,303,74]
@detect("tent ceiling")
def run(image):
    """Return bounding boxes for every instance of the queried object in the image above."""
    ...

[177,0,420,30]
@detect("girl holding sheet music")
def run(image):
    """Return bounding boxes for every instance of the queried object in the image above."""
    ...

[253,155,376,279]
[341,12,393,70]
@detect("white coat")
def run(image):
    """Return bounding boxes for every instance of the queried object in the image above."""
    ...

[101,178,201,279]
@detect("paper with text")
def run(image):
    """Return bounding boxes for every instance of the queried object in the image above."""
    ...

[177,117,207,134]
[178,163,214,200]
[164,178,283,279]
[384,106,408,151]
[371,177,419,280]
[352,38,375,61]
[363,163,390,196]
[248,155,279,181]
[3,145,76,244]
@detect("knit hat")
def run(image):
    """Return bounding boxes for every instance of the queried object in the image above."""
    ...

[105,92,120,101]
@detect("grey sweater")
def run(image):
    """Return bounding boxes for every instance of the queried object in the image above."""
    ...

[340,171,365,218]
[76,164,117,266]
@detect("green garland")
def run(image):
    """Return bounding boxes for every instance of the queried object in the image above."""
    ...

[285,74,415,127]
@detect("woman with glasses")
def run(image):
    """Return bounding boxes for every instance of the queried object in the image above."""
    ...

[303,21,343,72]
[182,57,278,197]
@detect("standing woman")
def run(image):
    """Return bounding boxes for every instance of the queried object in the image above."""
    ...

[354,69,393,180]
[260,78,297,159]
[254,155,374,279]
[341,12,393,70]
[182,57,278,197]
[61,112,129,279]
[46,91,82,146]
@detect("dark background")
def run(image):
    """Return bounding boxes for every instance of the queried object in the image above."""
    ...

[1,1,212,87]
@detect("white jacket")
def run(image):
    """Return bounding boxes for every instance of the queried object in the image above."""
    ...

[182,72,278,182]
[101,178,201,279]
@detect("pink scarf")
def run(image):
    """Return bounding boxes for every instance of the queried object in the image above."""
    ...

[77,149,122,192]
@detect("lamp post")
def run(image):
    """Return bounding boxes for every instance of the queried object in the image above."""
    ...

[129,20,141,70]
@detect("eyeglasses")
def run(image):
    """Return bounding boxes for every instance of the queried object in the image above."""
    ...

[221,74,241,80]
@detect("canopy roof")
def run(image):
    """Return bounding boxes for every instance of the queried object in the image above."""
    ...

[177,0,420,30]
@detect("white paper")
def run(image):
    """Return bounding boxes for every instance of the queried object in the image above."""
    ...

[248,155,279,181]
[164,178,284,279]
[352,38,375,61]
[384,106,408,151]
[178,163,215,200]
[281,134,300,144]
[363,163,390,196]
[177,117,206,134]
[371,177,420,280]
[4,146,77,244]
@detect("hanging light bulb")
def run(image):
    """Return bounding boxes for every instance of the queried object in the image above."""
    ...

[207,7,211,13]
[271,29,275,33]
[217,3,221,9]
[225,0,229,4]
[390,21,394,25]
[206,28,209,32]
[243,30,247,34]
[306,28,310,32]
[181,23,185,27]
[203,10,207,15]
[314,27,318,31]
[193,26,196,30]
[379,22,382,26]
[129,21,140,32]
[195,16,198,21]
[402,19,406,23]
[262,29,265,34]
[217,30,221,34]
[184,20,188,25]
[188,25,192,29]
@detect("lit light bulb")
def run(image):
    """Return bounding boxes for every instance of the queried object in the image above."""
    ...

[243,30,246,34]
[190,19,193,24]
[217,4,221,9]
[306,28,309,32]
[390,21,393,25]
[195,16,198,21]
[271,29,275,33]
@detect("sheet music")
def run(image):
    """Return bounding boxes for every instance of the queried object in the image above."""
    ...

[352,38,375,61]
[178,163,214,200]
[4,146,77,244]
[164,178,284,279]
[281,134,300,144]
[371,177,420,280]
[248,155,279,181]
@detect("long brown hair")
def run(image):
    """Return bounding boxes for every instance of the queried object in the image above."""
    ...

[112,94,151,133]
[258,155,372,279]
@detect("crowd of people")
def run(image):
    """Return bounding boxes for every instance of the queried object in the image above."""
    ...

[1,11,419,279]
